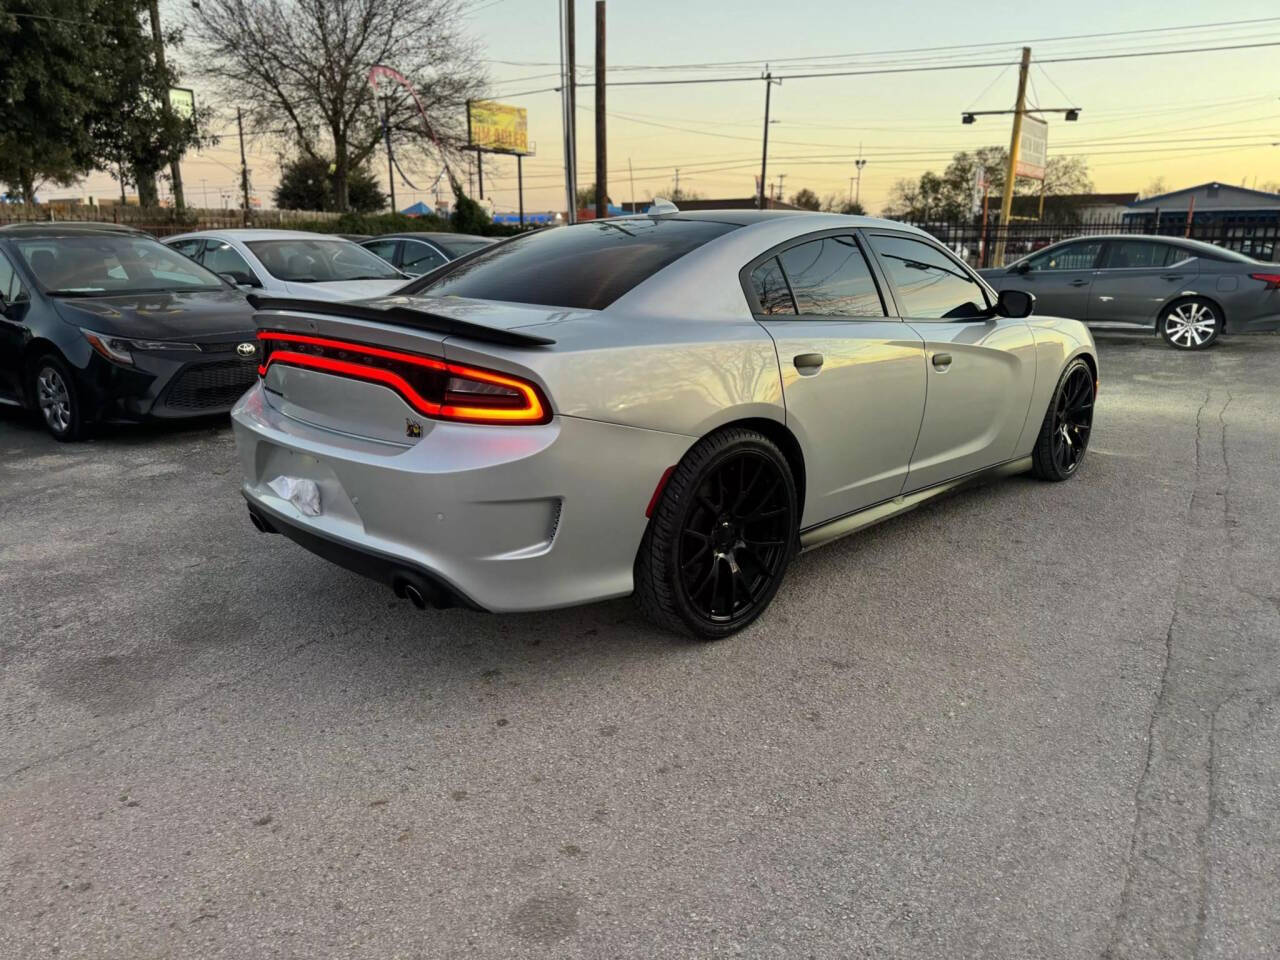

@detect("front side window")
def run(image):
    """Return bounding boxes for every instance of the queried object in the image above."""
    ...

[400,240,448,276]
[246,238,402,282]
[867,234,989,319]
[778,236,884,317]
[202,241,258,285]
[413,218,739,310]
[0,249,30,303]
[749,257,794,315]
[1025,240,1102,271]
[168,238,206,261]
[16,236,224,295]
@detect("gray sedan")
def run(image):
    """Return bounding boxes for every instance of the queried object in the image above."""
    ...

[234,210,1096,640]
[980,235,1280,349]
[360,232,494,277]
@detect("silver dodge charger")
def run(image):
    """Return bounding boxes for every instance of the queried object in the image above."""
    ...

[232,209,1097,639]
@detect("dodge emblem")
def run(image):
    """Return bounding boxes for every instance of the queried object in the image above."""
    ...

[236,342,257,359]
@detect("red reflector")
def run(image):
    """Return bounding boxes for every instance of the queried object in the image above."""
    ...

[255,330,550,425]
[645,465,676,518]
[1249,272,1280,289]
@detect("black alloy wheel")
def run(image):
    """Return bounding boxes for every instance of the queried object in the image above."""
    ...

[1031,359,1094,481]
[635,428,798,640]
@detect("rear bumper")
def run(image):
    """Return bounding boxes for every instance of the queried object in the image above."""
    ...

[1226,310,1280,335]
[231,382,695,613]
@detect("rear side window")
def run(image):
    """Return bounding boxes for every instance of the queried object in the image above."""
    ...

[867,234,989,319]
[1106,240,1182,269]
[415,218,738,310]
[749,257,795,315]
[778,236,884,317]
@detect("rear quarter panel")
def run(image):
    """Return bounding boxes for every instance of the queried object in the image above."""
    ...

[442,312,785,439]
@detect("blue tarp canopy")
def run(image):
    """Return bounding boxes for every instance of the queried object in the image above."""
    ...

[401,201,434,216]
[492,212,557,225]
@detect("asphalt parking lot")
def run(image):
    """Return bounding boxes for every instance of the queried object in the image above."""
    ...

[2,333,1278,959]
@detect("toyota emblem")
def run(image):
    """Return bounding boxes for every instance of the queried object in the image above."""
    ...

[236,342,257,359]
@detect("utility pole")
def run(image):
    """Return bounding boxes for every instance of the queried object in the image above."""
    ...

[517,154,525,228]
[673,168,680,197]
[594,1,607,218]
[854,150,867,207]
[382,94,396,212]
[236,107,251,227]
[775,172,787,204]
[993,46,1031,267]
[559,0,578,223]
[757,69,781,209]
[147,0,184,210]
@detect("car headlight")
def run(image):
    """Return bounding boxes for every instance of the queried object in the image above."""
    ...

[81,329,202,365]
[82,329,134,365]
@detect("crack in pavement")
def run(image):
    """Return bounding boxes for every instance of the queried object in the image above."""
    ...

[1104,387,1280,959]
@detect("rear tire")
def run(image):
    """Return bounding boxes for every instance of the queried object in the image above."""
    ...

[634,428,798,641]
[31,354,87,442]
[1030,358,1094,482]
[1159,297,1221,350]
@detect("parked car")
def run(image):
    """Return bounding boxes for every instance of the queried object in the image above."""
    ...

[233,210,1096,639]
[164,229,408,301]
[980,235,1280,350]
[360,232,495,276]
[0,222,258,440]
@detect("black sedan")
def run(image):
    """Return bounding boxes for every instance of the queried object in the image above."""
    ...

[0,223,259,440]
[360,232,494,277]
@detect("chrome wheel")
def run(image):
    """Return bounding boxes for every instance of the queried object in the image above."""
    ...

[36,366,73,434]
[1162,301,1219,350]
[1051,365,1093,475]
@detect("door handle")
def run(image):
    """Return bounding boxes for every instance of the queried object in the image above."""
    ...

[931,352,952,370]
[793,352,824,374]
[1160,274,1184,281]
[1068,278,1090,287]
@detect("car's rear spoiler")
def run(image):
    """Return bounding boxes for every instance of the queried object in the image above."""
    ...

[246,295,557,347]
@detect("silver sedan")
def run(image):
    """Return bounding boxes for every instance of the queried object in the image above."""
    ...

[232,210,1097,639]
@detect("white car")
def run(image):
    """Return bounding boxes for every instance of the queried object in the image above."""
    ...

[164,229,408,301]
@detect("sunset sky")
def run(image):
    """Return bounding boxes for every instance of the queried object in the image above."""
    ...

[74,0,1280,214]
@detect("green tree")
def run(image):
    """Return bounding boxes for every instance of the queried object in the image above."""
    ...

[790,188,821,210]
[274,155,387,213]
[0,0,209,205]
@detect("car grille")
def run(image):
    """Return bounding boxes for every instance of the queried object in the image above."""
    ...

[164,360,258,410]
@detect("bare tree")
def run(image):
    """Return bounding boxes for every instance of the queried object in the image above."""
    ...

[188,0,486,210]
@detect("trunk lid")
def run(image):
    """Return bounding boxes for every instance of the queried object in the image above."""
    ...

[250,295,565,445]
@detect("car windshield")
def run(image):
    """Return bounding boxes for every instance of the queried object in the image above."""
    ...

[246,238,402,282]
[15,235,225,295]
[434,236,492,258]
[412,218,739,309]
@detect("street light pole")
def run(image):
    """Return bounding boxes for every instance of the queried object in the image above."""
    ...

[994,46,1032,268]
[854,155,867,207]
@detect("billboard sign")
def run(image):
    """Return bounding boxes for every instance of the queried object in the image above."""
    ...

[467,100,529,155]
[169,87,196,120]
[1015,116,1047,180]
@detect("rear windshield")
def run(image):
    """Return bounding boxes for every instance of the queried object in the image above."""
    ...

[413,218,739,309]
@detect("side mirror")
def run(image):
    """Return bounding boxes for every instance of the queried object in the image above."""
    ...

[219,271,258,290]
[1013,260,1031,274]
[997,288,1035,319]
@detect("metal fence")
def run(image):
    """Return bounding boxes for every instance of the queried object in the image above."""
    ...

[0,204,343,237]
[894,215,1279,268]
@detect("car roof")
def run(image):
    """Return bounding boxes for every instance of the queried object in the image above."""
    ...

[0,221,148,238]
[599,209,934,236]
[364,232,492,243]
[166,228,355,241]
